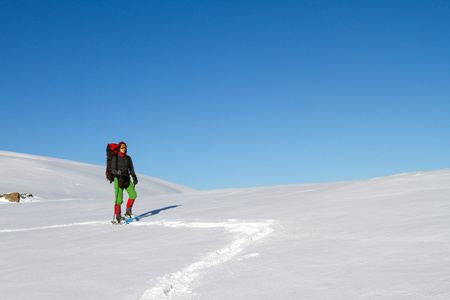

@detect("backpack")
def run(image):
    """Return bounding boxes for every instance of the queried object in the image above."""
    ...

[106,143,119,183]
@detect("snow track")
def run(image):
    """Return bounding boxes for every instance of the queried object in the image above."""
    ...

[135,219,276,299]
[0,221,109,232]
[1,218,276,299]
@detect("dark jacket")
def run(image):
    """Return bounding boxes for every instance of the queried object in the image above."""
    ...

[111,154,136,179]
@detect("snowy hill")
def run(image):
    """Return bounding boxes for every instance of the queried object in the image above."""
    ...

[0,150,196,200]
[1,151,450,299]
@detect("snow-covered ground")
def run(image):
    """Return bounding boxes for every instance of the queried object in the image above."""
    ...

[1,150,449,299]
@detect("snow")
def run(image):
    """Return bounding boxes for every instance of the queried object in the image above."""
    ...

[1,150,450,299]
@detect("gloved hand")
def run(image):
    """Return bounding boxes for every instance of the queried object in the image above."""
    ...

[133,176,138,186]
[118,170,124,176]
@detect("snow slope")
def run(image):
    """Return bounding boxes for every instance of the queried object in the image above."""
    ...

[1,151,450,299]
[0,150,197,199]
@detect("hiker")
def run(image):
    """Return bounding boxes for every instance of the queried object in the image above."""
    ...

[111,142,138,222]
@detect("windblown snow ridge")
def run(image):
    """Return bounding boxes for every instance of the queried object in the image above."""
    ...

[136,219,276,299]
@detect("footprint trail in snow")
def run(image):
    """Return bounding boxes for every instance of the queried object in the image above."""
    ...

[135,219,276,299]
[0,218,276,299]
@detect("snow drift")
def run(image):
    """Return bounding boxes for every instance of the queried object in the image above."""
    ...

[1,150,449,299]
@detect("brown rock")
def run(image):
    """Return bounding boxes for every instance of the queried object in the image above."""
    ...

[3,192,20,202]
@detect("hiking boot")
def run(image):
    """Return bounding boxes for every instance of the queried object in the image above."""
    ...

[116,214,125,224]
[125,207,135,219]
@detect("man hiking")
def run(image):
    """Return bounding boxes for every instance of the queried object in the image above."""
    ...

[111,142,138,223]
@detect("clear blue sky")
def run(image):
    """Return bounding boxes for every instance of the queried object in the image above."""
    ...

[1,0,449,190]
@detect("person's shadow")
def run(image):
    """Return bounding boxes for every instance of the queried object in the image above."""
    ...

[137,205,181,219]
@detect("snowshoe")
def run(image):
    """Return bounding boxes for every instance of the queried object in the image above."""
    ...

[124,215,139,223]
[111,215,126,225]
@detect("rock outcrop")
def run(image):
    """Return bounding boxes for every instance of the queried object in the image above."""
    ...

[0,193,34,203]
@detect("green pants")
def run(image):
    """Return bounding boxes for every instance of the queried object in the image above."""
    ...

[114,177,137,205]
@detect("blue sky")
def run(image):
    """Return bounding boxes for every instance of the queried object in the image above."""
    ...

[1,0,449,190]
